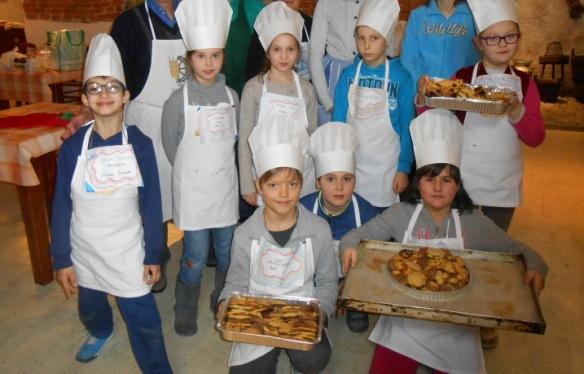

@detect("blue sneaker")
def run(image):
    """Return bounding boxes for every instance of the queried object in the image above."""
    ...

[75,332,113,363]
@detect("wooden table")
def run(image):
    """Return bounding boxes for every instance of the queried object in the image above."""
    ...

[0,103,80,284]
[0,69,82,103]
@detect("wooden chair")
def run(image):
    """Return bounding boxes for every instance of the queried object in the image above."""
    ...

[49,80,83,104]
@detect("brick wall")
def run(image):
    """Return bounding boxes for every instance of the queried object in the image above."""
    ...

[23,0,123,23]
[300,0,426,19]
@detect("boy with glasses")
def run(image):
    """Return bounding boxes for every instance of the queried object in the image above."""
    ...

[50,34,172,372]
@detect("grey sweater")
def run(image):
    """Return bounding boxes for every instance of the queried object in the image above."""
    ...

[161,74,240,165]
[238,74,318,195]
[339,203,548,277]
[219,205,339,317]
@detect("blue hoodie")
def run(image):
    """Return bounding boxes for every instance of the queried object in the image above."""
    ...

[401,0,480,89]
[332,58,415,174]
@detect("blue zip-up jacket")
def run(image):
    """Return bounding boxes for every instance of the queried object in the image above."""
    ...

[401,0,479,89]
[332,58,415,174]
[300,192,378,241]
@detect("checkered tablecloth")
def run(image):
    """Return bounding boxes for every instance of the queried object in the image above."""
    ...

[0,69,83,103]
[0,103,80,186]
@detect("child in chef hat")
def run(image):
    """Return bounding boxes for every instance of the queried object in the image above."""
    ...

[238,1,319,210]
[300,122,378,333]
[217,114,338,373]
[50,33,172,371]
[417,0,545,235]
[333,0,416,212]
[340,109,547,374]
[161,0,239,337]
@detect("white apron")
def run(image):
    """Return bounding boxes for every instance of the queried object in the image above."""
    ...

[124,4,186,221]
[348,59,400,207]
[171,84,239,230]
[312,194,361,278]
[228,234,316,367]
[369,204,485,374]
[461,63,524,207]
[295,25,311,81]
[70,124,151,298]
[257,71,316,197]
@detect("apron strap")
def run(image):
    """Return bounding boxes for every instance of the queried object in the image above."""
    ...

[352,195,362,227]
[312,196,319,214]
[303,25,310,43]
[352,60,363,87]
[182,84,190,131]
[404,203,424,242]
[225,86,235,106]
[292,71,304,100]
[452,209,464,249]
[144,2,157,41]
[471,62,480,84]
[80,123,95,157]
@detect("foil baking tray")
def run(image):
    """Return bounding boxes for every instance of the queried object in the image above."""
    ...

[424,78,511,115]
[338,240,546,334]
[216,293,324,351]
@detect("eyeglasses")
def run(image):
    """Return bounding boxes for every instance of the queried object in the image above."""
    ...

[84,81,125,95]
[480,33,521,46]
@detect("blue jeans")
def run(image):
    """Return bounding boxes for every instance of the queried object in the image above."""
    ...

[178,225,236,285]
[78,286,172,373]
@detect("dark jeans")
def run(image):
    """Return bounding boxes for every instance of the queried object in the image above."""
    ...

[480,206,516,232]
[230,330,332,374]
[78,286,172,373]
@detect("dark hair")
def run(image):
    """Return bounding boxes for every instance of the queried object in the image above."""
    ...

[258,167,303,185]
[403,163,474,213]
[259,34,301,77]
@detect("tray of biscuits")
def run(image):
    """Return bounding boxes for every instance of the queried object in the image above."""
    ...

[339,240,546,334]
[217,293,324,351]
[424,78,512,115]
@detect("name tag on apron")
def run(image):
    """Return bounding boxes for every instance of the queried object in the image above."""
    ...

[252,237,307,291]
[268,99,302,117]
[349,86,387,119]
[199,106,236,144]
[85,144,143,193]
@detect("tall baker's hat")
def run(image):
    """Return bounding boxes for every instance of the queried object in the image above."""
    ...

[176,0,232,50]
[356,0,400,41]
[467,0,518,33]
[310,123,359,178]
[254,1,304,51]
[84,33,125,85]
[410,109,463,169]
[249,115,309,177]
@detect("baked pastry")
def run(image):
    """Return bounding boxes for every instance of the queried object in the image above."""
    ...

[388,247,470,292]
[223,297,320,342]
[425,78,510,103]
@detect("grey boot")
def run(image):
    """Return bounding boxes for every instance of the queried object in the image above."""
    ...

[210,270,227,314]
[174,279,201,336]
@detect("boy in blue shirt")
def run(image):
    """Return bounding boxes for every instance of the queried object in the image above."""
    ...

[301,123,377,332]
[332,0,415,211]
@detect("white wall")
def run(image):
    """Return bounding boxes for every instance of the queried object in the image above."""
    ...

[0,0,25,23]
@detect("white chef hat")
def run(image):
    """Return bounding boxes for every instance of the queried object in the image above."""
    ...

[176,0,232,51]
[254,1,304,51]
[84,33,125,85]
[249,115,309,177]
[410,109,463,169]
[356,0,401,41]
[310,123,359,178]
[467,0,518,33]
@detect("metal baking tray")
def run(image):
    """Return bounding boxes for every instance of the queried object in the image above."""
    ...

[216,293,324,351]
[425,96,509,115]
[338,240,546,334]
[424,78,511,115]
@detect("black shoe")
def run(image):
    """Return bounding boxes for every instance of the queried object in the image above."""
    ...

[151,273,167,293]
[346,310,369,333]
